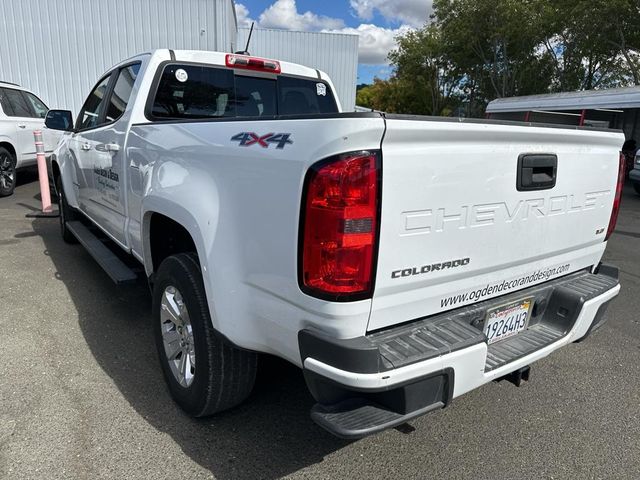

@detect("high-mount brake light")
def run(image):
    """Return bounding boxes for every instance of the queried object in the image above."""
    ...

[300,151,380,301]
[225,54,281,74]
[605,152,625,241]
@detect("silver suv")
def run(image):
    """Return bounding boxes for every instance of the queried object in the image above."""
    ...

[0,82,60,196]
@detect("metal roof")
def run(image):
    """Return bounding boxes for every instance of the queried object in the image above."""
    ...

[486,86,640,113]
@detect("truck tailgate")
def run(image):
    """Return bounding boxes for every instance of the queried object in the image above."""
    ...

[369,117,624,331]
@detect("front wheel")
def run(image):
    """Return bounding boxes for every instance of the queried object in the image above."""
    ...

[152,253,257,416]
[0,147,16,197]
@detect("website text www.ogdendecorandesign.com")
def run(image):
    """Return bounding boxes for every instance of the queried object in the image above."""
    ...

[440,264,571,308]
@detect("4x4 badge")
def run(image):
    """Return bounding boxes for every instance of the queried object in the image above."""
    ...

[231,132,293,149]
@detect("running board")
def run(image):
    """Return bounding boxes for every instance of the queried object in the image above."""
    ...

[311,399,444,440]
[65,221,137,285]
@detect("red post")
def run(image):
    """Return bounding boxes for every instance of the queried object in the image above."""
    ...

[579,109,586,126]
[524,111,531,122]
[33,130,52,213]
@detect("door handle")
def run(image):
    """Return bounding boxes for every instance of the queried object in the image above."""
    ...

[18,124,26,129]
[80,143,92,151]
[517,154,557,191]
[104,143,120,152]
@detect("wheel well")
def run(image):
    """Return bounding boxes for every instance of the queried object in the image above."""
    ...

[51,160,61,180]
[149,213,198,274]
[0,141,16,159]
[51,160,61,188]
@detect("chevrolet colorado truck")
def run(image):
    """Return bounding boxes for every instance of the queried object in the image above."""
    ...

[46,50,624,439]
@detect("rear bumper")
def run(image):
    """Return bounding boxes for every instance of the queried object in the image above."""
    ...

[300,266,619,438]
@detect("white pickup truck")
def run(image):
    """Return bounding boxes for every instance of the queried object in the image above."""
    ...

[46,50,624,439]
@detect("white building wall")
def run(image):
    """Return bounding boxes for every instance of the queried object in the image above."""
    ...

[0,0,237,114]
[238,28,359,111]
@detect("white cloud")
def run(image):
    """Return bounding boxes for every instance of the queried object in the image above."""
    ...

[237,0,413,66]
[327,24,413,65]
[258,0,345,31]
[350,0,432,28]
[235,3,255,28]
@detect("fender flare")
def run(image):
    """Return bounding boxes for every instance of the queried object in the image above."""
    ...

[141,200,207,271]
[141,197,222,330]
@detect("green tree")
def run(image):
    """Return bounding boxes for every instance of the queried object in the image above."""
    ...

[434,0,553,102]
[535,0,631,91]
[388,25,463,115]
[377,0,640,116]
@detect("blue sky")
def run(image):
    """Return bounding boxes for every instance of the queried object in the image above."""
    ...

[235,0,432,84]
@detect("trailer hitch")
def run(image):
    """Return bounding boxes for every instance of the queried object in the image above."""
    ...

[500,366,531,387]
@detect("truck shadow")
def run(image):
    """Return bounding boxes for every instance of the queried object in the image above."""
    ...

[32,217,348,479]
[16,166,39,187]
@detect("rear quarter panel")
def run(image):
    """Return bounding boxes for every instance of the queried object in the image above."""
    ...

[127,115,385,364]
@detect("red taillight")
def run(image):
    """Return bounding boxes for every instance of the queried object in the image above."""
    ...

[300,151,380,300]
[225,54,281,74]
[605,152,625,241]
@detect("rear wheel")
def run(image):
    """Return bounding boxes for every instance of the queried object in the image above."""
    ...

[0,147,16,197]
[633,182,640,195]
[152,252,257,416]
[56,175,78,244]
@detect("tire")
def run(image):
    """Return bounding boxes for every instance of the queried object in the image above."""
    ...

[152,252,257,416]
[56,175,79,244]
[633,182,640,195]
[0,147,16,197]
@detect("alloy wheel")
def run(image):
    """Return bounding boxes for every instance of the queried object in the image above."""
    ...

[160,285,196,387]
[0,152,15,190]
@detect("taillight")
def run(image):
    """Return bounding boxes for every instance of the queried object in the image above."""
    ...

[605,152,625,241]
[300,151,380,300]
[225,54,281,74]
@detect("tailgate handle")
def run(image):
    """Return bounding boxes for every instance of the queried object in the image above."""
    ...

[517,154,557,191]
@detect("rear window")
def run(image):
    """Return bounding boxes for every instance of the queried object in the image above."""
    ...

[151,65,235,119]
[149,63,338,120]
[278,76,337,115]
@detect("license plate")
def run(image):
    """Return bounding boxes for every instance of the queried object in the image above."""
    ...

[484,298,532,345]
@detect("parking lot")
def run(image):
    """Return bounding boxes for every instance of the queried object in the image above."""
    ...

[1,173,639,480]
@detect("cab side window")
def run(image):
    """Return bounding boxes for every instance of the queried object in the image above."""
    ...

[105,63,141,123]
[77,75,112,131]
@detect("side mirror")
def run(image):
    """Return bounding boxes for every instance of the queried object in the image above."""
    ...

[45,110,74,131]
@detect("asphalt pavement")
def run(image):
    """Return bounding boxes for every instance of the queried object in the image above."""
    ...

[1,171,639,480]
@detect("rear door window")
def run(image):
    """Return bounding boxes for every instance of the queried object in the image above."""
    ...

[105,63,141,123]
[149,63,338,120]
